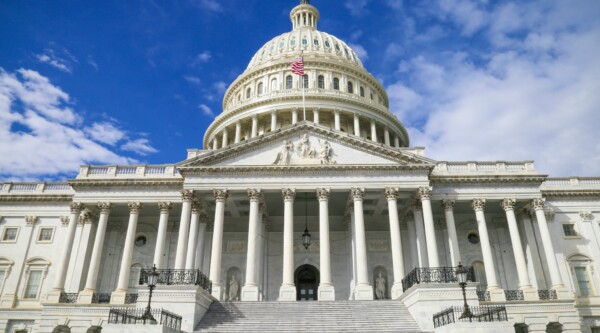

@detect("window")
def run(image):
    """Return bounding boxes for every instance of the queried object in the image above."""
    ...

[279,41,285,49]
[302,38,307,46]
[317,75,324,89]
[0,257,13,295]
[591,327,600,333]
[313,39,319,46]
[347,82,353,94]
[568,254,595,297]
[290,39,296,46]
[360,86,365,97]
[286,75,293,89]
[325,40,331,48]
[302,75,308,88]
[575,267,592,296]
[333,78,340,90]
[246,87,251,99]
[467,232,480,244]
[335,44,340,51]
[563,223,578,237]
[23,270,42,299]
[257,82,264,96]
[37,228,53,242]
[370,92,374,100]
[135,235,147,247]
[2,227,18,242]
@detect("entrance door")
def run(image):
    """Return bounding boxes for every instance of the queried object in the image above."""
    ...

[295,264,319,301]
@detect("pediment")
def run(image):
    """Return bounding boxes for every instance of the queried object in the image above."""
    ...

[179,123,435,170]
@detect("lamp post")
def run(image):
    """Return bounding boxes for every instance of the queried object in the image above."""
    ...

[302,193,311,250]
[141,264,159,324]
[456,262,473,321]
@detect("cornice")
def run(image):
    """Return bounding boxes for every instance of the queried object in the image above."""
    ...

[542,190,600,197]
[181,164,432,176]
[68,179,184,189]
[0,195,73,202]
[430,175,547,184]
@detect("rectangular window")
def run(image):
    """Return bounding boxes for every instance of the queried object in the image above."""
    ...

[38,228,53,242]
[574,267,591,296]
[24,271,42,299]
[562,224,577,237]
[591,328,600,333]
[2,227,18,241]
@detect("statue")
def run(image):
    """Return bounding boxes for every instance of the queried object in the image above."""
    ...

[296,134,315,158]
[375,272,386,299]
[228,275,239,301]
[273,140,294,165]
[318,140,334,164]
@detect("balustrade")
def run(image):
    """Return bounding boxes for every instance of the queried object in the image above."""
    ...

[401,266,475,292]
[108,307,181,329]
[139,269,212,292]
[433,305,508,328]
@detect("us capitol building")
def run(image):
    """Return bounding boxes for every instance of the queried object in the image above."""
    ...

[1,1,599,332]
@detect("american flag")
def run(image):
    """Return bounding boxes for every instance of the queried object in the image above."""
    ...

[291,59,305,76]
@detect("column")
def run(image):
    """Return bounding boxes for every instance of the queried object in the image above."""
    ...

[334,110,341,130]
[47,202,84,302]
[234,122,241,144]
[174,190,194,269]
[111,202,142,304]
[271,111,277,131]
[209,189,229,299]
[185,201,202,269]
[442,200,461,267]
[351,188,374,300]
[313,107,320,124]
[317,188,335,300]
[370,120,377,142]
[279,188,296,301]
[501,199,538,300]
[418,187,439,267]
[221,130,228,148]
[78,203,111,303]
[383,126,390,146]
[154,202,172,269]
[385,187,405,298]
[256,207,266,298]
[471,199,505,301]
[394,135,400,148]
[532,198,569,297]
[242,189,261,301]
[412,200,429,267]
[212,138,218,150]
[405,211,419,270]
[353,113,360,137]
[251,116,258,138]
[292,108,298,124]
[195,212,209,272]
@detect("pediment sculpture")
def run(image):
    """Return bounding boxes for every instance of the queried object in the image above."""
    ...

[272,134,336,165]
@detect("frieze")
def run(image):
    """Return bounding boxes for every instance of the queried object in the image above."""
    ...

[272,134,335,165]
[367,239,389,252]
[226,240,246,253]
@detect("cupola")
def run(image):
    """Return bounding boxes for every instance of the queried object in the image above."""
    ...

[290,0,320,30]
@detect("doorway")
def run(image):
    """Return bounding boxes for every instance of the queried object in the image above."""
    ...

[295,264,319,301]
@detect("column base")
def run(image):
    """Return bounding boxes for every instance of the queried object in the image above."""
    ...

[110,289,127,304]
[77,289,95,304]
[241,284,259,301]
[45,289,63,303]
[488,287,506,302]
[211,284,223,301]
[521,287,540,301]
[553,285,574,299]
[279,284,296,301]
[391,283,404,299]
[318,284,335,301]
[0,294,16,308]
[354,284,374,300]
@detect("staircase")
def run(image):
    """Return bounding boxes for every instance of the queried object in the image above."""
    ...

[195,300,428,332]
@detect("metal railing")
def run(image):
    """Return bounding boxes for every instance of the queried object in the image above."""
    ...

[401,266,475,291]
[505,290,524,301]
[538,289,558,300]
[59,292,78,304]
[139,269,212,292]
[91,293,111,304]
[108,307,181,329]
[433,305,508,328]
[477,291,490,302]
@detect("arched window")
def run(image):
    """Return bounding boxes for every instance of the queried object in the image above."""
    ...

[347,81,354,94]
[286,75,293,89]
[257,82,264,96]
[246,87,251,99]
[271,78,278,91]
[333,78,340,90]
[569,254,595,296]
[318,75,325,89]
[302,75,309,88]
[360,86,365,97]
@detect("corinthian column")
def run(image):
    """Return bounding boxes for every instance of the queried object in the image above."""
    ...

[385,187,405,299]
[317,188,335,300]
[242,189,261,301]
[185,201,202,269]
[351,188,373,300]
[154,202,172,269]
[442,200,461,267]
[279,188,296,301]
[79,203,112,303]
[195,212,209,272]
[412,200,428,267]
[209,189,229,300]
[112,202,142,304]
[174,190,194,269]
[418,187,439,267]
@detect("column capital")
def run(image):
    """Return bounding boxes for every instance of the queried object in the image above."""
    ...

[417,187,432,200]
[181,189,195,202]
[97,202,112,213]
[128,202,143,213]
[441,199,455,211]
[191,201,202,213]
[282,188,296,201]
[213,189,229,202]
[411,198,422,211]
[313,107,320,112]
[199,211,210,224]
[248,188,262,202]
[158,201,173,213]
[334,109,341,115]
[350,187,365,201]
[79,211,95,225]
[500,198,516,211]
[316,188,330,201]
[60,216,70,226]
[471,198,486,211]
[580,211,593,221]
[384,187,399,201]
[531,197,545,210]
[70,202,85,213]
[25,215,38,226]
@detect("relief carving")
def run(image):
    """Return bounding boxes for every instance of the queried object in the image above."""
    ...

[272,134,336,165]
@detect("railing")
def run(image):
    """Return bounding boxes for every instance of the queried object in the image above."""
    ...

[477,291,490,302]
[504,290,524,301]
[92,293,111,304]
[59,292,79,304]
[108,307,182,330]
[11,184,38,191]
[538,289,558,300]
[401,266,475,292]
[139,269,212,293]
[433,305,508,328]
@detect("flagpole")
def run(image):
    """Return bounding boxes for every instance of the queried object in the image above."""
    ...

[301,55,306,121]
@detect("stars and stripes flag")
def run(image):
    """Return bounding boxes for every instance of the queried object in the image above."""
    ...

[291,59,305,76]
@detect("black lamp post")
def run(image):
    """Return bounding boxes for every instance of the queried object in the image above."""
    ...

[302,193,311,249]
[456,262,473,321]
[141,264,159,324]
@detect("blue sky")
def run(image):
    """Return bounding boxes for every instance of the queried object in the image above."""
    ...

[1,0,599,181]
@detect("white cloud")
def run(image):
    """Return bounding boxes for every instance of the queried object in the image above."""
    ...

[436,0,488,36]
[348,43,369,61]
[213,81,227,94]
[199,104,215,117]
[193,0,222,12]
[87,55,99,70]
[84,122,126,146]
[193,51,212,66]
[121,138,158,156]
[184,76,201,84]
[34,47,77,73]
[345,0,371,16]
